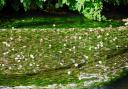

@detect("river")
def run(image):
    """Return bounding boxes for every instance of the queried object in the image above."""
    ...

[99,75,128,89]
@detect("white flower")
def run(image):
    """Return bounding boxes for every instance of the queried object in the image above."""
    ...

[17,55,21,58]
[125,22,128,26]
[74,63,78,67]
[3,51,9,55]
[20,0,23,3]
[59,51,62,53]
[94,47,98,50]
[8,66,12,70]
[89,46,92,50]
[53,24,56,27]
[113,37,117,41]
[81,59,86,63]
[97,42,103,48]
[30,54,34,59]
[29,63,33,67]
[105,37,107,40]
[98,61,102,64]
[33,69,37,73]
[67,83,77,87]
[22,46,27,48]
[60,62,63,66]
[89,29,93,32]
[97,44,100,49]
[15,54,24,60]
[73,51,76,54]
[69,49,72,51]
[100,29,104,32]
[78,36,82,40]
[73,46,76,49]
[67,71,71,75]
[63,43,66,47]
[10,37,13,40]
[97,35,101,39]
[11,48,15,51]
[2,42,10,47]
[116,45,119,48]
[84,55,88,59]
[49,44,52,48]
[15,57,19,60]
[25,58,28,61]
[17,60,21,63]
[106,33,109,36]
[19,65,22,69]
[36,64,39,67]
[11,27,15,29]
[2,64,5,67]
[40,38,43,42]
[100,41,103,47]
[84,32,88,35]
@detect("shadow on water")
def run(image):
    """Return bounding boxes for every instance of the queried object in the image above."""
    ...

[98,72,128,89]
[0,13,124,29]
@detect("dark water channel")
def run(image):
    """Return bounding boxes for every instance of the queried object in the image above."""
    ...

[99,75,128,89]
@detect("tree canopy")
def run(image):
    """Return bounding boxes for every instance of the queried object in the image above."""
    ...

[0,0,128,21]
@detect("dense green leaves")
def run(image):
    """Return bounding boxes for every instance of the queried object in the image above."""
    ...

[0,0,5,9]
[0,0,128,20]
[21,0,32,11]
[59,0,105,21]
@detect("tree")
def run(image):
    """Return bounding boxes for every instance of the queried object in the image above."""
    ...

[0,0,128,21]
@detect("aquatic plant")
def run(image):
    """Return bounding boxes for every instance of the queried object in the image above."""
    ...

[0,26,128,88]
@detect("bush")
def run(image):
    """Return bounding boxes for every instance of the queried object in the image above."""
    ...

[0,0,128,21]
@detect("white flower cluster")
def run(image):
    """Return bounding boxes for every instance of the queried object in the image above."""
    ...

[2,41,11,47]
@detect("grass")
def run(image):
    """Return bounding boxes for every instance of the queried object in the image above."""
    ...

[0,25,128,88]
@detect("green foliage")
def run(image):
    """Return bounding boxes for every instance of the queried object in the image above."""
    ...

[20,0,32,11]
[0,0,128,20]
[35,0,44,9]
[0,0,5,9]
[60,0,105,21]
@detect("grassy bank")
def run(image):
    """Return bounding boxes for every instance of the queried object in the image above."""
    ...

[0,26,128,88]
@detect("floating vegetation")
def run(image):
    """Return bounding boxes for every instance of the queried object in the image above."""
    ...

[0,26,128,88]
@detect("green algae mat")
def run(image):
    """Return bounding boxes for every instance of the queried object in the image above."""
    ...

[0,26,128,88]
